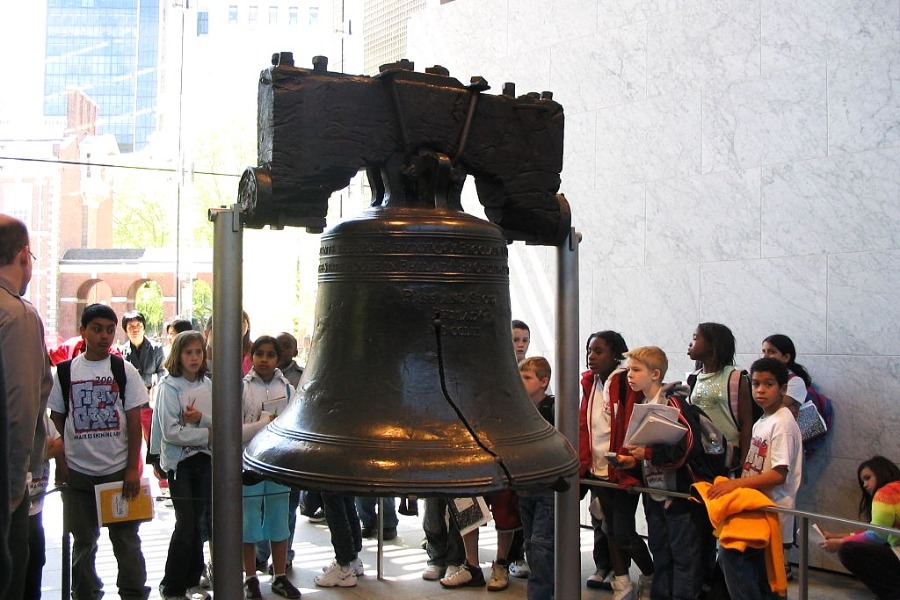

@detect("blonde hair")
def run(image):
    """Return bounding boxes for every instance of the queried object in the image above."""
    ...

[519,356,551,382]
[623,346,668,380]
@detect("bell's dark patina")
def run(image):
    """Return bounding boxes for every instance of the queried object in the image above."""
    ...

[241,56,578,495]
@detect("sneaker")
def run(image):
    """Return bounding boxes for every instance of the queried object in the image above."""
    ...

[245,576,262,600]
[508,559,530,578]
[308,508,326,523]
[383,527,397,540]
[440,563,485,588]
[271,575,301,598]
[361,526,376,538]
[187,587,211,600]
[611,575,634,600]
[256,559,268,574]
[487,561,510,592]
[322,556,363,576]
[586,568,613,590]
[315,560,358,587]
[422,564,445,580]
[637,574,652,600]
[199,563,213,589]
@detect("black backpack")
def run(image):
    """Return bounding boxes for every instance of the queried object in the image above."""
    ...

[678,400,733,482]
[56,354,128,416]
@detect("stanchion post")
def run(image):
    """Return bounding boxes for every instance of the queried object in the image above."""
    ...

[209,205,244,600]
[798,515,809,600]
[555,227,582,599]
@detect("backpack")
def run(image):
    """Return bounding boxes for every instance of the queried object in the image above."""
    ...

[678,400,733,482]
[56,354,128,416]
[794,378,834,455]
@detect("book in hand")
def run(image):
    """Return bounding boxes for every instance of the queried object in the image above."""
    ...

[448,496,492,537]
[94,478,154,526]
[624,404,687,446]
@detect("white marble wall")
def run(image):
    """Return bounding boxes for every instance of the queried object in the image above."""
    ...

[410,0,900,570]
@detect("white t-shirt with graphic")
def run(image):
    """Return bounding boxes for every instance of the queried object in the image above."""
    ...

[48,355,149,476]
[741,406,803,543]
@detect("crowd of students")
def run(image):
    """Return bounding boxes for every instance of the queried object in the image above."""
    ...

[35,308,900,600]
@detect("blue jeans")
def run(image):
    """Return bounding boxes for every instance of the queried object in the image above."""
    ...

[644,497,704,600]
[718,545,782,600]
[65,469,150,600]
[423,497,465,567]
[355,496,399,529]
[322,493,362,565]
[257,487,301,563]
[162,453,211,596]
[519,493,554,600]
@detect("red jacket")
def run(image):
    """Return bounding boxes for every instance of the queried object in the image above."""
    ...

[579,367,645,487]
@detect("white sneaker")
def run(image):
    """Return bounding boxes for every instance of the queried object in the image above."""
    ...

[186,586,211,600]
[350,556,365,576]
[315,560,358,587]
[637,574,652,600]
[422,564,444,580]
[487,561,510,591]
[611,574,634,600]
[508,558,530,578]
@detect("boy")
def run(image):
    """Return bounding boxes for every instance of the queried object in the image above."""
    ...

[619,346,703,600]
[49,303,151,600]
[707,357,802,600]
[517,357,556,600]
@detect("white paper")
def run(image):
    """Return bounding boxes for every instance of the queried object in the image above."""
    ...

[625,414,687,446]
[624,403,681,445]
[184,386,212,416]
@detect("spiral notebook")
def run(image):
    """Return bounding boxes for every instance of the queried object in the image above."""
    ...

[94,478,154,526]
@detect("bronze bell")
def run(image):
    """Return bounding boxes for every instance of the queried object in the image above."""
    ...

[243,202,579,496]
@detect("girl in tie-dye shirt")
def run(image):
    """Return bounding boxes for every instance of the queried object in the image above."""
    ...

[821,456,900,599]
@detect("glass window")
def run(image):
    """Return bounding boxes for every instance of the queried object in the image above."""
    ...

[288,6,298,25]
[248,5,257,25]
[308,6,317,26]
[268,6,277,25]
[228,5,237,24]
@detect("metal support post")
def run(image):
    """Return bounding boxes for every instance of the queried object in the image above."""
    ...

[209,205,244,600]
[798,515,809,600]
[555,228,582,600]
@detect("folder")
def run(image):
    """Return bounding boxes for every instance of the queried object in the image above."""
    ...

[625,412,687,446]
[94,478,154,526]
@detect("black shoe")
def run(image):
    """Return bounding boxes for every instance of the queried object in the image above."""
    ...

[245,576,262,600]
[271,575,301,599]
[256,559,268,574]
[398,496,419,516]
[383,527,397,541]
[268,560,294,576]
[308,508,326,523]
[361,526,375,538]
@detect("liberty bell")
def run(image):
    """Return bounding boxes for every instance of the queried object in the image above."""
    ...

[241,55,579,495]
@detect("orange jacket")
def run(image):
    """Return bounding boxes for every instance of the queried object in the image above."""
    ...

[692,477,787,596]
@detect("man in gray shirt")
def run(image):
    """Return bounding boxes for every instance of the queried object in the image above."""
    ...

[0,214,51,599]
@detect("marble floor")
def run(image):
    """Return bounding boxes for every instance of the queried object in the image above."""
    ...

[37,485,872,600]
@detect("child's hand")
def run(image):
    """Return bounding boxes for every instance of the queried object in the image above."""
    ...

[625,445,647,461]
[122,465,140,500]
[820,538,843,553]
[183,404,202,424]
[707,478,741,499]
[616,454,638,469]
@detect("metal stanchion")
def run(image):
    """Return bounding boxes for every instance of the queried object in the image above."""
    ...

[209,205,245,600]
[555,227,582,600]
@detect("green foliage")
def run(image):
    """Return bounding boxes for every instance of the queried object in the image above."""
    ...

[135,281,164,337]
[192,280,213,328]
[112,168,176,248]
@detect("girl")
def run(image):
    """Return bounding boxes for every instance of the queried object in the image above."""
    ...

[241,336,301,600]
[760,334,811,417]
[579,331,654,600]
[687,322,753,466]
[151,331,213,600]
[821,456,900,599]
